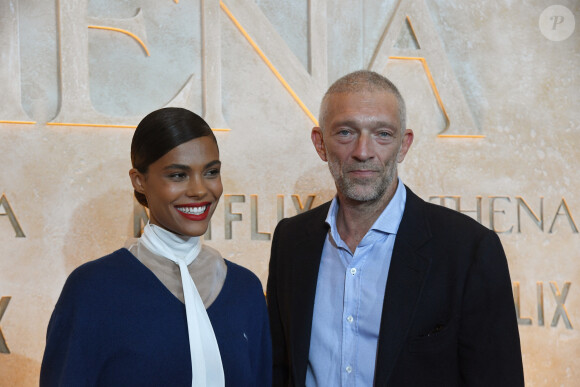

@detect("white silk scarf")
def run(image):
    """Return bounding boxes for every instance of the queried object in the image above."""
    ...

[139,223,225,387]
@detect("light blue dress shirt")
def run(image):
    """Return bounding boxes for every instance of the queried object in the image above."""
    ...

[305,180,407,387]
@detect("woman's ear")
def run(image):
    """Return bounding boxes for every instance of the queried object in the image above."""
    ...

[129,168,146,194]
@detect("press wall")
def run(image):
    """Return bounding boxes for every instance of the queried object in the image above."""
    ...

[0,0,578,385]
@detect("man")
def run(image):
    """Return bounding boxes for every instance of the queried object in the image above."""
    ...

[266,70,524,386]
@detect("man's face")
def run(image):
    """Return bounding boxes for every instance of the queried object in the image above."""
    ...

[312,91,413,203]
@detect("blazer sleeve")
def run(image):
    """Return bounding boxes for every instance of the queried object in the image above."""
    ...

[457,230,525,386]
[267,219,290,386]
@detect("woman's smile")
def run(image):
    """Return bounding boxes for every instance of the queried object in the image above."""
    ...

[175,202,211,220]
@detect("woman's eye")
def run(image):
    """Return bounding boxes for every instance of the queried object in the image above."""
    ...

[168,173,186,180]
[205,168,221,178]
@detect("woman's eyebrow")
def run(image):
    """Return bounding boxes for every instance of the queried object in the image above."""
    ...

[163,164,191,171]
[205,160,221,169]
[162,160,221,171]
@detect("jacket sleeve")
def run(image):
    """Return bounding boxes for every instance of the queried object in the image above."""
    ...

[267,219,290,386]
[457,230,525,386]
[40,274,95,387]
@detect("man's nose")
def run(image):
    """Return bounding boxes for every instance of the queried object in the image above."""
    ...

[352,132,372,161]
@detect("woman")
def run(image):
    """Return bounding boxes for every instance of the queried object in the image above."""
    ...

[40,108,271,386]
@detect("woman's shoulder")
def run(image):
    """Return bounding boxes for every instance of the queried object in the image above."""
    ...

[60,249,138,299]
[212,259,265,307]
[68,249,134,279]
[223,259,262,287]
[209,260,267,327]
[200,244,260,287]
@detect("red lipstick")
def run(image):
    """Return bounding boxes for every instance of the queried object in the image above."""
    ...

[175,202,211,221]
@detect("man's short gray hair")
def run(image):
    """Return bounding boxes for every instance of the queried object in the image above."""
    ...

[318,70,406,133]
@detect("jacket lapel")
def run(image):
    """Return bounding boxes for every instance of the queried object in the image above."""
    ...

[289,202,331,385]
[374,187,432,385]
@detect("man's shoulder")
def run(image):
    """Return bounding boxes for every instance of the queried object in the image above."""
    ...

[272,201,331,245]
[405,187,491,237]
[278,200,331,228]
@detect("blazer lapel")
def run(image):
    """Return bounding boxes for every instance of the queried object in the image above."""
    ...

[374,187,432,385]
[288,202,331,385]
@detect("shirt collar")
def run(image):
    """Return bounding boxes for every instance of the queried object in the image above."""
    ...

[325,178,407,238]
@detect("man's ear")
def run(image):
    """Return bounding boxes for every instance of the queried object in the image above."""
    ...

[129,168,146,194]
[311,127,328,162]
[397,129,414,163]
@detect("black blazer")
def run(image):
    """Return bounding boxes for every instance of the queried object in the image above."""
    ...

[267,186,524,386]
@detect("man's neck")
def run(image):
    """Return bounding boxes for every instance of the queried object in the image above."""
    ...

[335,181,399,253]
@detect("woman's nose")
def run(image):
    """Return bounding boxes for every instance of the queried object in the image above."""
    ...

[186,176,206,198]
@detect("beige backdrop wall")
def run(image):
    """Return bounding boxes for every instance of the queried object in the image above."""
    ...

[0,0,578,385]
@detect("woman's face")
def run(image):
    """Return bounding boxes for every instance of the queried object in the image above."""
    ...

[130,136,222,237]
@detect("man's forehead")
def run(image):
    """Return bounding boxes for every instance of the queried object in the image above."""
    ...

[325,90,398,105]
[321,91,399,128]
[325,91,399,114]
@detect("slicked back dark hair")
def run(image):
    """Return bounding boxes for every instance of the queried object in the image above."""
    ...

[130,107,217,207]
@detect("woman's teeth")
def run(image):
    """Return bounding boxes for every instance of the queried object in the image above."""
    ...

[177,205,207,215]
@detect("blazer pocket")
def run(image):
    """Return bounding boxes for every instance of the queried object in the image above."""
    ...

[408,319,457,353]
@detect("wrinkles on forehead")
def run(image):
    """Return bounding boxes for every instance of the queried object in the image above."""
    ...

[320,91,402,134]
[318,71,406,133]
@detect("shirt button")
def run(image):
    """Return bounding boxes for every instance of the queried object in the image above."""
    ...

[346,365,353,373]
[346,315,354,323]
[350,268,357,275]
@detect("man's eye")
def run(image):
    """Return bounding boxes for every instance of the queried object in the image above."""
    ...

[377,131,392,138]
[338,129,351,136]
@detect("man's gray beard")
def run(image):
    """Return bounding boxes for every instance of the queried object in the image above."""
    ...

[328,158,397,202]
